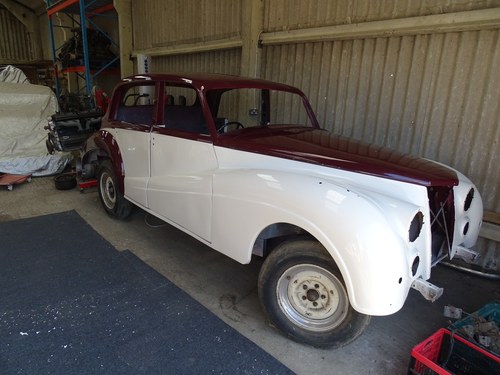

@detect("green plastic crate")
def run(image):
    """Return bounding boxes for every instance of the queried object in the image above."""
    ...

[448,302,500,357]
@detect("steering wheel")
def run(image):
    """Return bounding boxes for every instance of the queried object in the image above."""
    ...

[217,121,245,134]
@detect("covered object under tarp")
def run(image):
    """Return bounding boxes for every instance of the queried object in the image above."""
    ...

[0,82,71,176]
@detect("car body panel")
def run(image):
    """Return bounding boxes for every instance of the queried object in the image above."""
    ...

[148,129,217,241]
[216,127,458,187]
[110,126,151,207]
[211,146,434,314]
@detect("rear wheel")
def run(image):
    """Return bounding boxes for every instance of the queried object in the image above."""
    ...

[97,160,133,219]
[258,239,370,348]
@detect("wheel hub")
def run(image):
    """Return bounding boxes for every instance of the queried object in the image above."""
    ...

[289,273,339,319]
[277,264,349,332]
[306,288,320,302]
[100,172,116,210]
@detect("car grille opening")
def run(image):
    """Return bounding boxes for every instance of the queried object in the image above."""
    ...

[427,186,455,264]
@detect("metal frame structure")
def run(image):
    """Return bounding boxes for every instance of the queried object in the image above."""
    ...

[45,0,119,98]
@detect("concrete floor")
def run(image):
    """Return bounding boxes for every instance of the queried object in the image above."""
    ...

[1,176,499,374]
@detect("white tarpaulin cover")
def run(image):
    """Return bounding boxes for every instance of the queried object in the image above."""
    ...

[0,65,29,84]
[0,82,71,176]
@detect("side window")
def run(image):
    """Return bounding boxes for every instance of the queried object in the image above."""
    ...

[163,85,208,134]
[216,88,261,130]
[112,84,155,125]
[211,88,312,133]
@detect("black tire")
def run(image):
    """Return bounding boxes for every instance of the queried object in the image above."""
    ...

[258,239,371,348]
[54,173,77,190]
[97,160,133,219]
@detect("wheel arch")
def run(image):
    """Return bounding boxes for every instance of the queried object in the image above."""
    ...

[257,238,371,348]
[251,221,354,302]
[237,188,413,316]
[80,130,125,193]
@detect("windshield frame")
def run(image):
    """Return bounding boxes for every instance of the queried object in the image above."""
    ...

[204,86,320,135]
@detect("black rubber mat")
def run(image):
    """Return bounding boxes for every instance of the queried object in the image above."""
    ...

[0,211,294,374]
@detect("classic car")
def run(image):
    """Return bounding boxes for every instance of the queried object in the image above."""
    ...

[79,73,483,348]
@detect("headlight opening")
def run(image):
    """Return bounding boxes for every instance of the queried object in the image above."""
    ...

[464,188,474,212]
[409,211,424,243]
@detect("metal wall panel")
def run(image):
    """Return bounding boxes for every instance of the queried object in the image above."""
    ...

[133,0,242,50]
[262,30,500,216]
[0,7,34,63]
[132,0,499,271]
[151,48,241,75]
[264,0,500,32]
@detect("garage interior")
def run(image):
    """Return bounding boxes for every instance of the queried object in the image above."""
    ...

[1,1,499,374]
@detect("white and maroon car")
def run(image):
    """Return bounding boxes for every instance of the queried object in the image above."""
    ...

[79,73,483,348]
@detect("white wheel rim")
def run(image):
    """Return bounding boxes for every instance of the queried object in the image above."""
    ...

[276,264,349,332]
[100,172,116,210]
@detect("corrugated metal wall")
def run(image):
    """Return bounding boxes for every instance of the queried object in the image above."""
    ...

[133,0,242,50]
[264,0,500,30]
[0,7,34,63]
[132,0,499,271]
[261,30,500,213]
[151,48,241,75]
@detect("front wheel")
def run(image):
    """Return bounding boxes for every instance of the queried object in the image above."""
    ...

[97,160,133,219]
[258,239,370,348]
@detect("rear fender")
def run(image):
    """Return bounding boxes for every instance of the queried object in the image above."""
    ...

[81,129,125,193]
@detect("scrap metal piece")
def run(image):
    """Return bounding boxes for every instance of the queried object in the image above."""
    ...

[478,335,492,347]
[476,321,499,334]
[453,245,480,263]
[444,305,463,319]
[411,278,443,302]
[460,325,476,338]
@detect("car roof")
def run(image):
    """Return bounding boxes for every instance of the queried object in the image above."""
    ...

[121,73,304,93]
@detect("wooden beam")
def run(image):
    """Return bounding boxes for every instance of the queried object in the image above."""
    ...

[113,0,133,78]
[132,38,243,58]
[481,210,500,243]
[240,0,264,78]
[480,222,500,242]
[260,8,500,46]
[484,210,500,225]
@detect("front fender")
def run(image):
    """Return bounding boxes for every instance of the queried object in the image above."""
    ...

[211,169,428,316]
[452,171,483,251]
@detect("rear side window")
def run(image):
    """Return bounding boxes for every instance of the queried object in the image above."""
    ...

[112,84,155,125]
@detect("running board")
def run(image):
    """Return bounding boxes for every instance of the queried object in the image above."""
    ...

[411,278,443,302]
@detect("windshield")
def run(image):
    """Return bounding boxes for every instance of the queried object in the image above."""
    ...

[206,88,315,134]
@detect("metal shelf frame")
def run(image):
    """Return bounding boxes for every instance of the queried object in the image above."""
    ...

[45,0,119,98]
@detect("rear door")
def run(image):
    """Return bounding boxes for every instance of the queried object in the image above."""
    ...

[147,83,217,241]
[108,81,158,207]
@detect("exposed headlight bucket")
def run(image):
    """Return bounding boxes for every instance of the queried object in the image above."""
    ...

[412,256,420,276]
[463,221,470,236]
[464,188,474,211]
[409,211,424,242]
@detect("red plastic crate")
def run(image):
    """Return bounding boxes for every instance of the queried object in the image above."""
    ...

[408,328,500,375]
